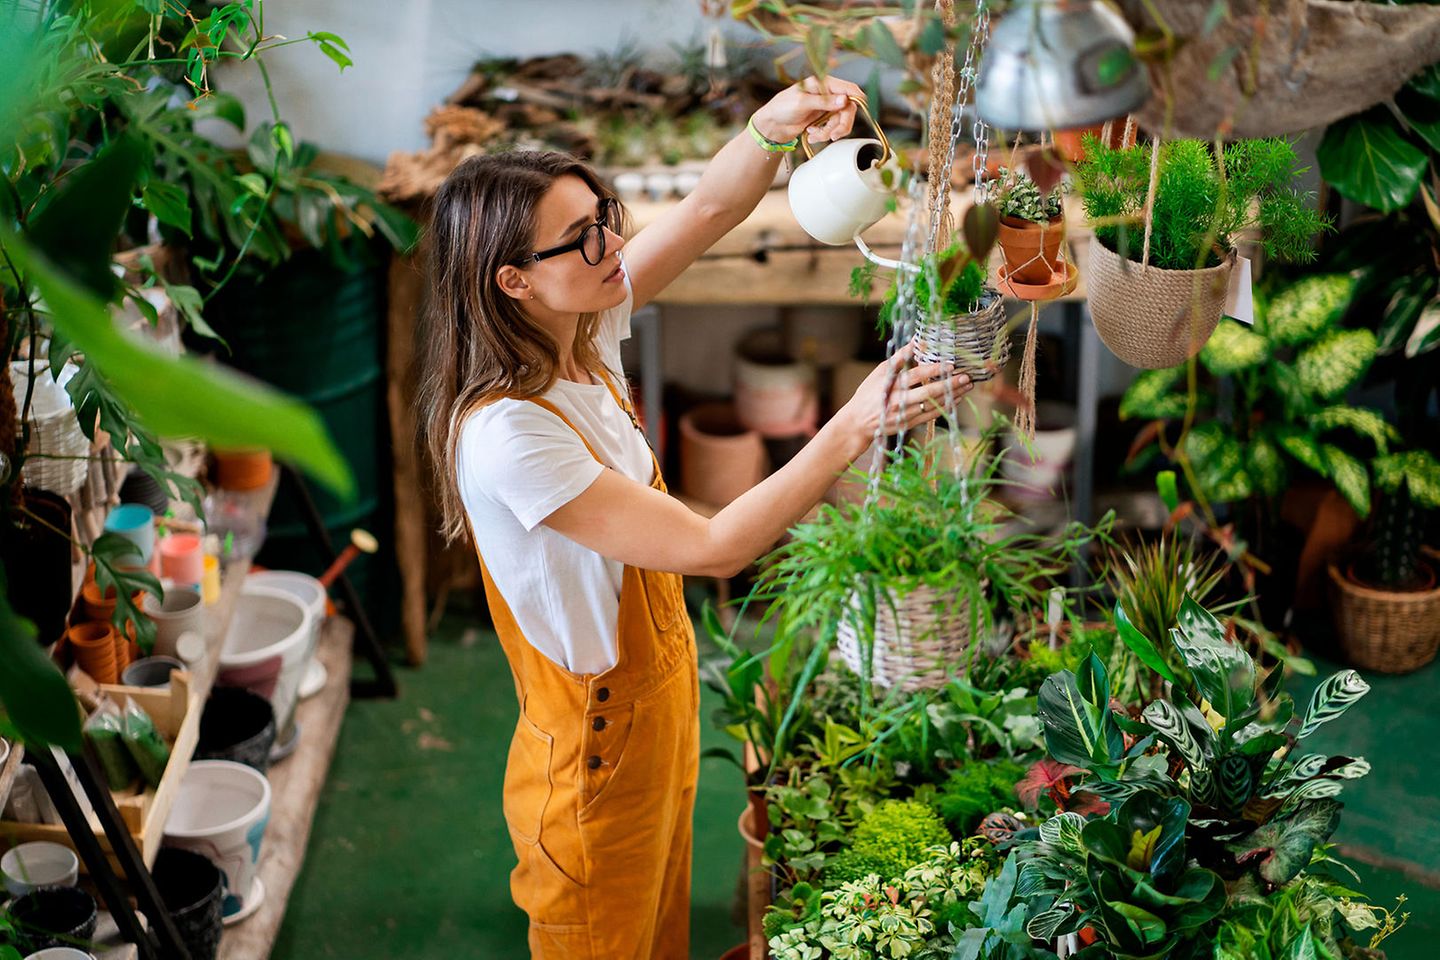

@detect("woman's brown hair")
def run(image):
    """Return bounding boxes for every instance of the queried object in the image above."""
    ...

[417,151,628,544]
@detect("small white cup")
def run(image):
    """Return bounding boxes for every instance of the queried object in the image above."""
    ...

[24,949,96,960]
[2,842,80,898]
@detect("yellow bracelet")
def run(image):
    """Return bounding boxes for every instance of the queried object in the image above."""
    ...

[747,116,799,153]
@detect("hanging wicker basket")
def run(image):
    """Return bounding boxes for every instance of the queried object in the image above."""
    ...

[1327,551,1440,675]
[1120,0,1440,138]
[836,581,986,692]
[1087,236,1234,370]
[912,290,1010,383]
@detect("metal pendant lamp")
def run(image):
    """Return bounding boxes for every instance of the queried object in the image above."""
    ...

[975,0,1150,132]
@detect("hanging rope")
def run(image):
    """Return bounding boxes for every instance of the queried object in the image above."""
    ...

[1014,302,1040,440]
[926,0,959,251]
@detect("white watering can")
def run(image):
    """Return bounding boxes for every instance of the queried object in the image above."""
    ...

[787,96,911,271]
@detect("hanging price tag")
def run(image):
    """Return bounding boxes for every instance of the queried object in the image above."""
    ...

[1224,255,1254,325]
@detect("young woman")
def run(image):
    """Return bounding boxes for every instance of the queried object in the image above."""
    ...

[418,77,972,958]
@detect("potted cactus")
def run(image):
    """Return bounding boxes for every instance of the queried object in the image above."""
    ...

[1329,448,1440,673]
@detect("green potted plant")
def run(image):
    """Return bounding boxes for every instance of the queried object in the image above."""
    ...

[1328,448,1440,673]
[994,167,1070,295]
[869,240,1008,385]
[1022,591,1393,958]
[753,434,1113,695]
[1075,136,1331,369]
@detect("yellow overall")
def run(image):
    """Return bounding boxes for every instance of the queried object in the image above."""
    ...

[471,377,699,959]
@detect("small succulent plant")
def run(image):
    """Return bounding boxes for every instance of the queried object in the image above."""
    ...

[997,167,1063,225]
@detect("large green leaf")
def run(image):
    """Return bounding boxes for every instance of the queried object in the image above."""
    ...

[1171,597,1254,722]
[0,568,82,751]
[1318,109,1427,213]
[3,229,354,497]
[1120,366,1191,421]
[1311,405,1400,453]
[1038,653,1125,771]
[1140,698,1207,771]
[1113,602,1181,685]
[1298,670,1371,740]
[1227,799,1342,885]
[1373,449,1440,508]
[1406,296,1440,358]
[1200,319,1268,375]
[1271,425,1327,476]
[28,132,142,298]
[1296,329,1377,401]
[1260,274,1357,347]
[1321,444,1370,518]
[1396,82,1440,154]
[1246,432,1287,499]
[1378,276,1439,355]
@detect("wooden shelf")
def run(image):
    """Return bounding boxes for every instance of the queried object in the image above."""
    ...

[217,615,353,959]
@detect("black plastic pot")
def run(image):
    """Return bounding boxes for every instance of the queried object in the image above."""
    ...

[153,846,225,960]
[196,686,276,772]
[8,885,98,953]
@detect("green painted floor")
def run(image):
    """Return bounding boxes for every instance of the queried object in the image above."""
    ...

[273,610,1440,959]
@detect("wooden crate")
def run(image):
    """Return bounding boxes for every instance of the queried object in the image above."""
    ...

[0,671,201,875]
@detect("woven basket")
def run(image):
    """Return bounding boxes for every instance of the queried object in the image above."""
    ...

[20,408,90,496]
[1087,234,1234,371]
[1327,552,1440,674]
[912,291,1010,383]
[836,581,985,691]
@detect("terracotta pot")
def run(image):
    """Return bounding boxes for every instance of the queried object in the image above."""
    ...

[68,621,118,684]
[997,215,1066,285]
[1052,121,1137,163]
[733,330,818,439]
[212,448,273,492]
[737,797,768,853]
[678,404,768,509]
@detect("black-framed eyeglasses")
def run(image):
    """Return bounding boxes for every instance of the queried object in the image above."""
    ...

[514,197,619,267]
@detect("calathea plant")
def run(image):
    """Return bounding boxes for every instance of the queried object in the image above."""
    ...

[1017,790,1227,959]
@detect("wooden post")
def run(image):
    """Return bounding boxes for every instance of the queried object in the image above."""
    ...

[386,250,432,665]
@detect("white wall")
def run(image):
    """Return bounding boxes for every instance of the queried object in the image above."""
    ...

[218,0,720,164]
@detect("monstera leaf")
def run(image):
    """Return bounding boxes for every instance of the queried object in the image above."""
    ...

[1038,653,1126,772]
[1228,799,1342,885]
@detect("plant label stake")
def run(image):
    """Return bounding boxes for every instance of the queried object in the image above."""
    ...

[1224,255,1254,325]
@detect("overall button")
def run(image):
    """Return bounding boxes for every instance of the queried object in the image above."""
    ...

[592,716,607,731]
[587,755,602,770]
[596,687,610,702]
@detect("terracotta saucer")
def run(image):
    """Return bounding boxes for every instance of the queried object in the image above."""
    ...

[998,260,1079,302]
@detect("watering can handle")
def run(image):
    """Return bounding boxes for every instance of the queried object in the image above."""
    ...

[799,95,892,165]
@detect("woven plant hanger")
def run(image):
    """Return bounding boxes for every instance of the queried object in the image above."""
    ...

[1086,127,1234,370]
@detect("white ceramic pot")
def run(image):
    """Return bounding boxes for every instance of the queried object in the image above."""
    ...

[1001,402,1077,494]
[247,570,328,701]
[163,760,271,924]
[24,949,95,960]
[2,842,79,897]
[142,584,205,660]
[218,583,312,749]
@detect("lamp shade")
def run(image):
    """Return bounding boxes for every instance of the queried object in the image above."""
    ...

[975,0,1150,132]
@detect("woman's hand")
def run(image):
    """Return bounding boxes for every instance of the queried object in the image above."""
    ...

[831,343,973,456]
[750,76,868,147]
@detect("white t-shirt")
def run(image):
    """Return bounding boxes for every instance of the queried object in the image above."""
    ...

[456,278,652,675]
